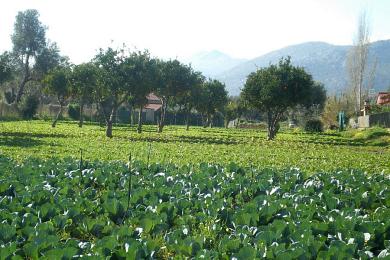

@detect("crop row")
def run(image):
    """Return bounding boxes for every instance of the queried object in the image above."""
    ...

[1,156,390,258]
[0,121,389,173]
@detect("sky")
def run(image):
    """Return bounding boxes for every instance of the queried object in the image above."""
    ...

[1,0,390,64]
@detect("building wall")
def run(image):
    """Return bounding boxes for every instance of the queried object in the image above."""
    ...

[358,112,390,128]
[145,109,155,123]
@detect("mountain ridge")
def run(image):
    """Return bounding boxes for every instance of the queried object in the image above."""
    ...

[180,50,247,78]
[210,40,390,95]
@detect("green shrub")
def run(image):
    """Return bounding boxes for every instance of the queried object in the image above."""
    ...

[305,119,323,132]
[68,103,80,120]
[18,95,39,119]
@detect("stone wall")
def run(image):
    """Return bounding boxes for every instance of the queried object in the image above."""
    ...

[358,112,390,128]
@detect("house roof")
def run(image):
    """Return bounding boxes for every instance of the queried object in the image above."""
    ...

[144,103,162,111]
[144,93,162,111]
[146,93,161,103]
[377,92,390,105]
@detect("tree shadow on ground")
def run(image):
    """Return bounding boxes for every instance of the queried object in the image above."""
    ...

[125,135,239,145]
[0,136,45,147]
[0,131,72,138]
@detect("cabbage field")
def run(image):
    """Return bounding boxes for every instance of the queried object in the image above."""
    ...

[1,156,390,258]
[0,121,389,258]
[0,121,388,173]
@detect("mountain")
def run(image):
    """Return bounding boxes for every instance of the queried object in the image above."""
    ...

[181,50,247,78]
[216,40,390,95]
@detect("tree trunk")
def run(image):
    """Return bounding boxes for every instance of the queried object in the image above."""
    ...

[208,114,213,128]
[202,115,208,128]
[106,120,113,138]
[129,104,134,126]
[106,107,116,138]
[185,109,190,131]
[157,98,167,133]
[224,118,229,129]
[267,111,278,140]
[267,126,276,140]
[157,115,164,133]
[15,54,30,103]
[52,104,63,128]
[78,102,84,127]
[137,106,143,133]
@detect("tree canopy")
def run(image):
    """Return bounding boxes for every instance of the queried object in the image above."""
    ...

[42,66,71,127]
[156,60,194,132]
[12,9,47,103]
[0,52,14,85]
[242,57,323,140]
[70,62,98,127]
[196,79,228,127]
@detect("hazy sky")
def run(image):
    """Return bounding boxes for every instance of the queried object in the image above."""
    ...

[1,0,390,64]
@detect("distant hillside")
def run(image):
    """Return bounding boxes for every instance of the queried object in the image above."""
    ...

[181,50,247,78]
[216,40,390,95]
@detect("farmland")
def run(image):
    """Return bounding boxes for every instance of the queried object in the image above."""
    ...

[0,120,389,173]
[0,120,390,258]
[2,155,390,258]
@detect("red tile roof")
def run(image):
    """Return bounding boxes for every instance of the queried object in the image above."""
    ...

[377,92,390,105]
[146,93,161,102]
[144,103,162,111]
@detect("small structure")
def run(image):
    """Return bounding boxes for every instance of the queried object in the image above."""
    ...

[377,92,390,106]
[144,93,162,123]
[228,118,239,128]
[360,100,370,116]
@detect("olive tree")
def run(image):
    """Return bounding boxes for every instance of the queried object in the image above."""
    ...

[242,57,317,140]
[11,9,46,103]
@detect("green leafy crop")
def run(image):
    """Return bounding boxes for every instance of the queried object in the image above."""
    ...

[1,156,390,258]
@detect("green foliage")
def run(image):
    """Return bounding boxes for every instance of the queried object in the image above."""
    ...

[305,119,324,132]
[156,59,200,131]
[34,42,69,78]
[304,81,327,109]
[0,121,388,174]
[93,47,127,103]
[0,52,14,84]
[70,62,98,104]
[0,155,390,258]
[158,59,193,99]
[126,51,160,107]
[242,57,320,140]
[18,94,39,119]
[67,103,80,120]
[42,66,71,103]
[242,57,314,112]
[322,94,355,128]
[342,127,390,146]
[175,69,205,129]
[196,79,228,126]
[223,97,240,126]
[4,89,16,104]
[93,47,134,136]
[370,104,390,114]
[11,9,46,57]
